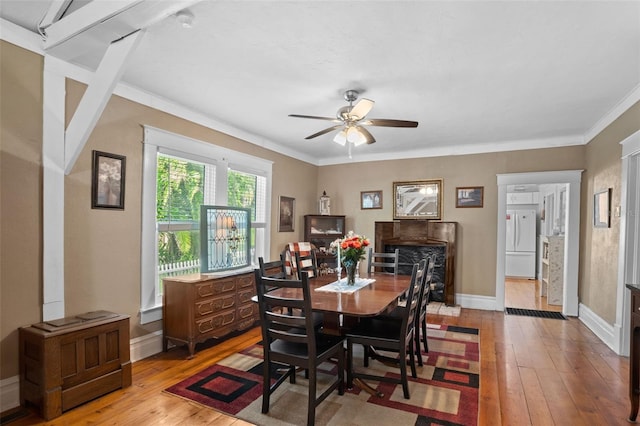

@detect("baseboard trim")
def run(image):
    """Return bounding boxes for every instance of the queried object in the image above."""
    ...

[456,293,497,311]
[578,302,621,354]
[130,330,164,362]
[0,376,19,413]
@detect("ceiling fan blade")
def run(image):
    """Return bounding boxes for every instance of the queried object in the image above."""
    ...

[361,118,419,128]
[289,114,342,123]
[305,125,344,140]
[357,126,376,144]
[348,98,375,120]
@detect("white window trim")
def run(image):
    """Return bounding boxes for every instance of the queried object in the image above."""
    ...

[140,126,273,324]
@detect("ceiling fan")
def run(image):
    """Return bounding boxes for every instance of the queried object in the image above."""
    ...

[288,90,419,147]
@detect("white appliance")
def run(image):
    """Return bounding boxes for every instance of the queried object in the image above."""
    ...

[505,209,537,278]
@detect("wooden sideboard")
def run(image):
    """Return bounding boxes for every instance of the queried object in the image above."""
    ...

[375,221,457,306]
[162,270,259,358]
[19,311,131,420]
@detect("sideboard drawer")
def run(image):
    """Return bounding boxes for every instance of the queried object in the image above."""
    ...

[195,279,236,299]
[195,294,236,317]
[196,310,236,335]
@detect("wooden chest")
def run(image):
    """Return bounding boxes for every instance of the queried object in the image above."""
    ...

[19,311,131,420]
[162,270,259,358]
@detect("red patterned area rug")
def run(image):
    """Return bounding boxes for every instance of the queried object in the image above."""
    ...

[165,324,479,425]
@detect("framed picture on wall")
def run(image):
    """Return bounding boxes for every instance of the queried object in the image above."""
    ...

[278,196,295,232]
[455,186,483,208]
[593,188,611,228]
[361,190,383,209]
[92,150,126,210]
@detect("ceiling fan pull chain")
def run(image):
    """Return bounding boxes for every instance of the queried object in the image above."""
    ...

[348,142,353,159]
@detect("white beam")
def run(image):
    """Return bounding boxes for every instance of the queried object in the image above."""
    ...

[43,0,202,61]
[39,0,74,31]
[64,30,145,175]
[42,56,66,321]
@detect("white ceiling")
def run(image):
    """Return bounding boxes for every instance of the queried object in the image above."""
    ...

[2,0,639,165]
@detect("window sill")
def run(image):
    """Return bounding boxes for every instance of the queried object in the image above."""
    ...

[140,305,162,324]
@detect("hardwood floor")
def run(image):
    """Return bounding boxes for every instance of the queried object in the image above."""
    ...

[6,310,630,425]
[505,277,563,312]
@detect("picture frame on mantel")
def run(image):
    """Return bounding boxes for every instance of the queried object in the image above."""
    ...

[278,196,295,232]
[593,188,611,228]
[393,179,443,220]
[92,150,126,210]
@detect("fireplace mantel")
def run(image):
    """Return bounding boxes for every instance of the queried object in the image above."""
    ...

[375,221,457,306]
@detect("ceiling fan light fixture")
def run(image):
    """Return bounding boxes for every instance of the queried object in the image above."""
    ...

[347,126,367,146]
[333,129,347,146]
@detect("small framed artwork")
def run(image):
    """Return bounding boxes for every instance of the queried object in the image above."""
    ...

[361,190,383,210]
[455,186,484,208]
[393,179,443,220]
[593,188,611,228]
[278,196,295,232]
[92,150,126,210]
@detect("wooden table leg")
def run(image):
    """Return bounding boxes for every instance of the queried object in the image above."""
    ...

[353,378,384,397]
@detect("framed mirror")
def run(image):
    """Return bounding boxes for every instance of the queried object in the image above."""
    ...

[393,179,443,220]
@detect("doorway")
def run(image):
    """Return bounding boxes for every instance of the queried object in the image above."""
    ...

[496,171,583,315]
[504,183,567,312]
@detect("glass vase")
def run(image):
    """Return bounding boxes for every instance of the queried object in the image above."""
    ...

[344,260,357,285]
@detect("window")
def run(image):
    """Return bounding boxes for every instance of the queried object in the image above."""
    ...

[141,126,273,323]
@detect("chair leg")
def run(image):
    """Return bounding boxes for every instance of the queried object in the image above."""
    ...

[422,319,429,353]
[338,345,345,395]
[414,326,423,367]
[347,340,354,389]
[307,367,317,426]
[262,359,271,413]
[399,345,410,399]
[363,344,369,367]
[408,337,417,379]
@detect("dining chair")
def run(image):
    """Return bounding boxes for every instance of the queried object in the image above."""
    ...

[254,269,345,426]
[295,249,319,279]
[258,255,287,279]
[346,260,423,399]
[258,255,324,330]
[283,242,316,279]
[366,247,399,275]
[414,254,435,365]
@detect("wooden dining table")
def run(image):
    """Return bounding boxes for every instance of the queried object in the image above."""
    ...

[262,272,412,335]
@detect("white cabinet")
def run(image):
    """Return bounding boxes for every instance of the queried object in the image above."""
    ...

[507,192,539,205]
[541,236,564,305]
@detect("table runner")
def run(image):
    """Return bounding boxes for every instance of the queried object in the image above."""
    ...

[314,278,375,294]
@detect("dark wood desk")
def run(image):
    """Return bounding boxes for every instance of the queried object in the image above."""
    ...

[627,283,640,422]
[263,272,412,334]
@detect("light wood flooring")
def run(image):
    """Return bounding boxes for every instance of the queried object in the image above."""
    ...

[505,277,563,312]
[5,309,630,425]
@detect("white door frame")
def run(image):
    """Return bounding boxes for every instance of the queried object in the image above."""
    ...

[496,170,583,315]
[618,130,640,356]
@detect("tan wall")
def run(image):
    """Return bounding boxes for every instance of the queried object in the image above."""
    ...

[580,101,640,323]
[0,42,43,378]
[0,42,318,379]
[317,148,585,297]
[1,39,638,384]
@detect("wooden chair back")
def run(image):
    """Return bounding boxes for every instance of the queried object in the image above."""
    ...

[367,247,399,275]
